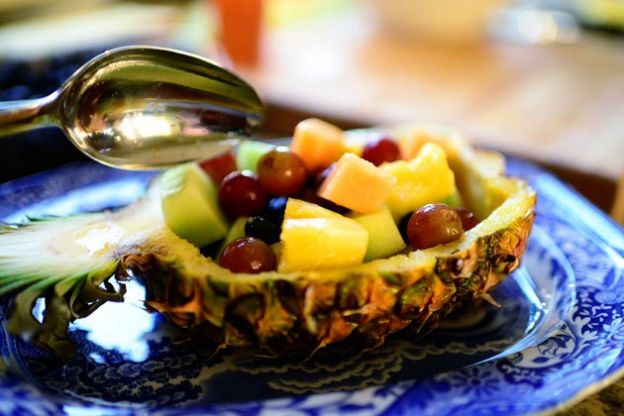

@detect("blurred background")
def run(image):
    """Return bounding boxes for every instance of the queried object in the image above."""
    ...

[0,0,622,214]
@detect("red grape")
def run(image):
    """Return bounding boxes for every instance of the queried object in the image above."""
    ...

[199,151,236,185]
[361,136,401,166]
[407,204,464,249]
[456,208,479,231]
[258,149,308,196]
[219,237,276,273]
[219,171,268,217]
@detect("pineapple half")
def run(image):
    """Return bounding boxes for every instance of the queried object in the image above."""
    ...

[0,124,535,358]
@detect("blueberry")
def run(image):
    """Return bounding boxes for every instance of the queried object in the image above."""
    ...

[245,216,280,245]
[264,196,288,223]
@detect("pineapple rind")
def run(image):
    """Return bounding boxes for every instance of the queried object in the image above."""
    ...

[129,207,533,354]
[127,123,536,354]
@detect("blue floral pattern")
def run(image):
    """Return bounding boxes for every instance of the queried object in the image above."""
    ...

[0,157,622,416]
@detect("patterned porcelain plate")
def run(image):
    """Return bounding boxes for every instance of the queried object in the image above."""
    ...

[0,157,622,416]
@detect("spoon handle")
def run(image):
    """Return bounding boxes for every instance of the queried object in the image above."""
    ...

[0,93,57,138]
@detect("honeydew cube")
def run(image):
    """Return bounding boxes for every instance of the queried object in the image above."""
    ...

[160,164,228,247]
[351,208,406,261]
[318,153,396,214]
[219,216,248,253]
[236,140,275,173]
[344,134,364,156]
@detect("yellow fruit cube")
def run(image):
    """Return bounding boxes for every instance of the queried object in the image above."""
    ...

[381,142,457,219]
[279,199,369,272]
[318,153,396,214]
[291,118,347,171]
[284,198,342,220]
[279,217,368,272]
[396,123,468,161]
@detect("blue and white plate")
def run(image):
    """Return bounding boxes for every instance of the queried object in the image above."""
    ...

[0,158,622,416]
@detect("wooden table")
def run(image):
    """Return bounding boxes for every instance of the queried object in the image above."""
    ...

[242,9,624,414]
[242,8,624,211]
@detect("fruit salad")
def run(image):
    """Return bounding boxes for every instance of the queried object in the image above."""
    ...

[167,118,472,274]
[0,120,536,358]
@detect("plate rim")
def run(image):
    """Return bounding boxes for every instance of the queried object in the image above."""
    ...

[0,157,622,416]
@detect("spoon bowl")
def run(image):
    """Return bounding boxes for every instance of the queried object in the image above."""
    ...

[0,46,264,169]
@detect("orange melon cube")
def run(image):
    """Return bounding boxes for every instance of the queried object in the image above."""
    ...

[318,153,396,214]
[291,118,347,171]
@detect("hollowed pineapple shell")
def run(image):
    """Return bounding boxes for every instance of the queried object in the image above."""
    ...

[0,124,535,357]
[126,124,536,354]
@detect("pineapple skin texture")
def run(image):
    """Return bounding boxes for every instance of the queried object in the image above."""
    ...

[124,209,534,355]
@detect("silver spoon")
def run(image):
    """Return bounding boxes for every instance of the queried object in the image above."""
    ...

[0,46,264,169]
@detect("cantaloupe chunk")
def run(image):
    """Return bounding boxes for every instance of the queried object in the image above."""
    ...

[318,153,396,214]
[381,142,457,219]
[291,118,347,171]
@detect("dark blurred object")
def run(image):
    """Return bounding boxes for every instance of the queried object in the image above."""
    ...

[0,47,109,183]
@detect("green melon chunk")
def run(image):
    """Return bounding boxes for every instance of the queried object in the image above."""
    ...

[351,208,406,261]
[236,140,275,172]
[442,191,463,208]
[219,216,248,253]
[160,164,228,248]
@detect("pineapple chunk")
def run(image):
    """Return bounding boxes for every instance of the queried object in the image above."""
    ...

[381,143,457,219]
[284,198,342,219]
[279,199,368,272]
[279,218,368,272]
[318,153,396,214]
[351,208,406,261]
[396,123,468,161]
[291,118,347,171]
